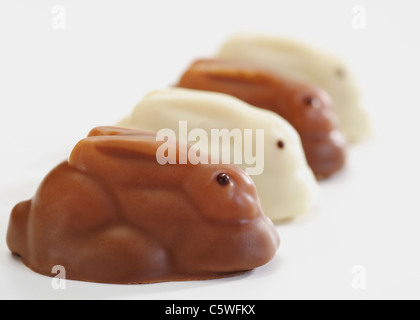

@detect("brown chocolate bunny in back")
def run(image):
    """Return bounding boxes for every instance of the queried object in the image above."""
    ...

[177,59,347,179]
[7,127,279,284]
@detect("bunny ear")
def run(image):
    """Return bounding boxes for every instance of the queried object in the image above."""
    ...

[85,126,162,159]
[88,126,157,138]
[69,128,178,173]
[184,59,273,86]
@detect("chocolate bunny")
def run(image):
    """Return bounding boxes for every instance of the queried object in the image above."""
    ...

[118,88,319,221]
[177,59,347,179]
[7,127,280,284]
[218,34,370,142]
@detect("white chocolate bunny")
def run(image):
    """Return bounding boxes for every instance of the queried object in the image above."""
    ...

[119,88,319,221]
[218,34,370,142]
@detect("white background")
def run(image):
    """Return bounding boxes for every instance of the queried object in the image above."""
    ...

[1,0,419,300]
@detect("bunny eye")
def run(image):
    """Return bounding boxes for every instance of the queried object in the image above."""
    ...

[277,140,285,149]
[217,173,231,186]
[336,67,345,78]
[303,96,321,109]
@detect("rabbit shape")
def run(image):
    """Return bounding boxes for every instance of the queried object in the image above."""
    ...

[7,127,280,284]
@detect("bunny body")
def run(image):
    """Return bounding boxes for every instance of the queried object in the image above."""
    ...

[178,59,346,179]
[218,34,370,141]
[7,127,279,284]
[119,89,319,221]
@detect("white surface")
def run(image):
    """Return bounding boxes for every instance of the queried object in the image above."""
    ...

[1,0,420,300]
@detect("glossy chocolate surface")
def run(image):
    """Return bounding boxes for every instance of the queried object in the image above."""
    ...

[177,59,346,179]
[7,127,280,284]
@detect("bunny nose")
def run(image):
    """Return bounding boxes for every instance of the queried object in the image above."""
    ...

[231,182,265,221]
[301,130,346,180]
